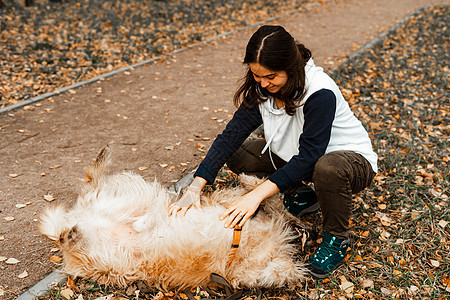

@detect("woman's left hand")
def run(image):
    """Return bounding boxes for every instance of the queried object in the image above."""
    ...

[219,191,263,228]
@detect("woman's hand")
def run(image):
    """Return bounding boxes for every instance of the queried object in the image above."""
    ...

[168,177,207,217]
[220,192,263,228]
[220,180,280,228]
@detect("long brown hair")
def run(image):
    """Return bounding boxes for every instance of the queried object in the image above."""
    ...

[233,25,311,116]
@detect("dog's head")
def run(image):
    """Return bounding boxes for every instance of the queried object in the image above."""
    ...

[40,207,93,276]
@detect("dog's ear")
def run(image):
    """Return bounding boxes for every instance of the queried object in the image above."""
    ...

[238,174,265,191]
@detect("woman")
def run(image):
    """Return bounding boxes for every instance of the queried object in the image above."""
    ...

[168,25,377,279]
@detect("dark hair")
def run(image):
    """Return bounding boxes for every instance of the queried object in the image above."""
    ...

[233,25,311,116]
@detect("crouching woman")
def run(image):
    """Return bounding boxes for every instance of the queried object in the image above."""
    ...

[168,25,377,279]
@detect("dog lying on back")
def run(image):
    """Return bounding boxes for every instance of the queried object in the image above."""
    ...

[40,145,307,289]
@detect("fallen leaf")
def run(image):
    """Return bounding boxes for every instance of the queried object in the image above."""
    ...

[438,220,448,228]
[67,277,76,288]
[430,259,440,267]
[159,164,168,168]
[4,216,15,221]
[8,173,19,178]
[340,281,354,294]
[50,256,63,263]
[361,279,374,288]
[410,212,420,220]
[5,258,20,264]
[381,287,392,296]
[60,288,74,299]
[18,270,28,279]
[15,203,27,208]
[0,256,7,262]
[138,167,148,171]
[442,275,450,288]
[44,195,55,202]
[50,248,59,252]
[378,203,387,210]
[379,229,391,240]
[196,142,205,149]
[393,269,402,277]
[50,165,62,169]
[408,285,419,295]
[0,236,4,241]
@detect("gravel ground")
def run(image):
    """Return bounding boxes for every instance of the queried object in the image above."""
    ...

[0,0,316,107]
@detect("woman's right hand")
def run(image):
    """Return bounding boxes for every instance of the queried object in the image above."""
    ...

[168,177,206,217]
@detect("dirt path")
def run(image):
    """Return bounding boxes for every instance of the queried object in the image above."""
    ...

[0,0,448,298]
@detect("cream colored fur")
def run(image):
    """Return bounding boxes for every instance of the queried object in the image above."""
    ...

[40,145,307,289]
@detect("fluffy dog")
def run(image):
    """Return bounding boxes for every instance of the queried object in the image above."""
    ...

[40,145,307,290]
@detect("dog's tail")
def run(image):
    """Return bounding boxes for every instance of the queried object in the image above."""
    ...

[84,144,112,191]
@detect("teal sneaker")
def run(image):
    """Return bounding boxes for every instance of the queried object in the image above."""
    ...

[283,188,319,217]
[307,231,350,279]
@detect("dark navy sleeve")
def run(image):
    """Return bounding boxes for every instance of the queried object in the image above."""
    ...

[268,89,336,192]
[194,100,263,184]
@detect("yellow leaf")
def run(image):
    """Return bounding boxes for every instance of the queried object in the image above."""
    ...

[430,259,440,267]
[411,212,420,220]
[5,258,20,264]
[18,270,28,279]
[438,220,449,228]
[60,288,74,299]
[340,281,354,294]
[50,256,63,263]
[378,203,387,210]
[44,195,55,202]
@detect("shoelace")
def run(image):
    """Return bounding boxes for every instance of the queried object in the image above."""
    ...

[312,237,344,263]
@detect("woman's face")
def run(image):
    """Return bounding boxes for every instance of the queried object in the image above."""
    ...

[249,62,288,94]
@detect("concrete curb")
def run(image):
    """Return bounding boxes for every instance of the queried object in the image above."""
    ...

[14,4,429,300]
[16,271,66,300]
[0,0,323,115]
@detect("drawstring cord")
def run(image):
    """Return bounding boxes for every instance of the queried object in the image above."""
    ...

[261,100,287,170]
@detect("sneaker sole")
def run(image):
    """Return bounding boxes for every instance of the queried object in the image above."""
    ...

[297,202,320,218]
[307,268,330,279]
[307,260,345,279]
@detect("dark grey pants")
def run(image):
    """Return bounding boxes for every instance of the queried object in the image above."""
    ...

[227,139,376,238]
